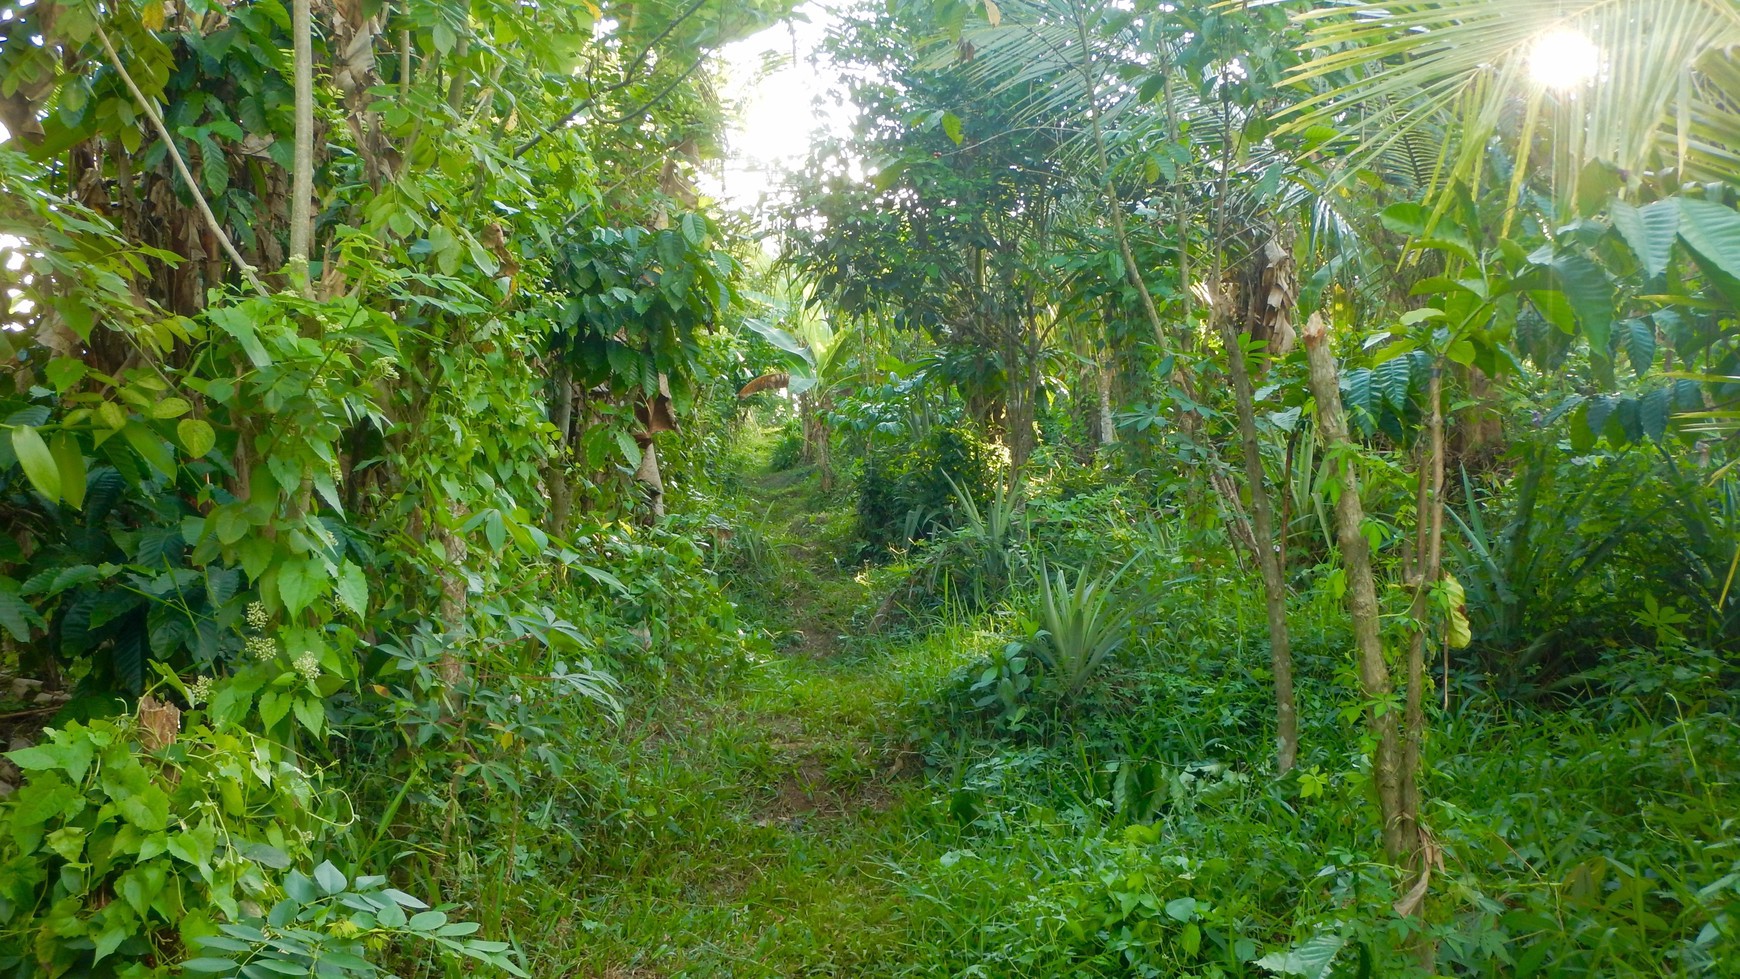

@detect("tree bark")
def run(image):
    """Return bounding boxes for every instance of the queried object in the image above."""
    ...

[1302,314,1410,861]
[290,0,315,294]
[1097,355,1116,446]
[1218,315,1297,774]
[547,360,574,534]
[1401,365,1445,855]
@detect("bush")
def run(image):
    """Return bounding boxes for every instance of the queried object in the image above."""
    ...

[768,420,805,473]
[855,420,1001,556]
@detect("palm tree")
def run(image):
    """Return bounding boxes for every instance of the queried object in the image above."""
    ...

[1287,0,1740,200]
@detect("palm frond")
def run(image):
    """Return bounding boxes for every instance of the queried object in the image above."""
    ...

[1286,0,1740,200]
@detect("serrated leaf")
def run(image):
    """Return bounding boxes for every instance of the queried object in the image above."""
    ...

[1623,319,1656,379]
[1375,356,1411,410]
[1677,198,1740,282]
[0,577,44,642]
[1640,387,1670,444]
[1548,252,1615,357]
[1610,199,1678,278]
[334,561,367,616]
[276,558,325,615]
[1254,933,1344,978]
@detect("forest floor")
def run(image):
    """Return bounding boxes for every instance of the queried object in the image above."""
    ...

[555,456,968,977]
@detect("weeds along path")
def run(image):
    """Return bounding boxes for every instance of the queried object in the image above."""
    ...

[552,461,966,977]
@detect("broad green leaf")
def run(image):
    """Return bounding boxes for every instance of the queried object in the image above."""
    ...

[1676,198,1740,282]
[116,784,170,831]
[1640,387,1671,443]
[314,860,347,895]
[1623,319,1656,378]
[207,306,272,367]
[258,690,291,731]
[150,397,191,419]
[7,734,94,781]
[941,111,964,145]
[292,693,325,735]
[51,433,86,510]
[334,561,368,616]
[1548,253,1615,357]
[1610,199,1678,278]
[11,425,61,501]
[178,418,216,458]
[1254,933,1344,979]
[615,431,643,468]
[276,558,325,615]
[121,422,176,478]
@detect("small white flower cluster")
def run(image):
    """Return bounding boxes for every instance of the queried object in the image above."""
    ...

[373,360,400,381]
[246,635,279,661]
[187,676,213,706]
[293,653,321,684]
[245,601,270,630]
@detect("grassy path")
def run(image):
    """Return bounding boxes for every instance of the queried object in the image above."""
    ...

[555,463,963,977]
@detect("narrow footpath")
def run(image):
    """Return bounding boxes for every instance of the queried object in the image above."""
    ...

[559,459,962,978]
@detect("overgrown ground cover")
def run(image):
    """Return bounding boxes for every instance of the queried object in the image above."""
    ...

[523,432,1739,977]
[3,0,1739,976]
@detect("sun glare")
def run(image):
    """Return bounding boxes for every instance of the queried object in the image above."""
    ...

[1528,27,1601,92]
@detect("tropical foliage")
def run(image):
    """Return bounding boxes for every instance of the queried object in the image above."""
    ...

[1,0,1735,975]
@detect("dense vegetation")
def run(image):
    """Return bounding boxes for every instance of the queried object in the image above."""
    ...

[1,0,1735,975]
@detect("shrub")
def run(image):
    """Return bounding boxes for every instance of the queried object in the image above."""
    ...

[767,420,805,473]
[855,420,1000,556]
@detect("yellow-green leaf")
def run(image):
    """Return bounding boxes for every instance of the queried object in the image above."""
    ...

[177,418,216,459]
[98,401,127,430]
[10,425,61,501]
[151,397,192,419]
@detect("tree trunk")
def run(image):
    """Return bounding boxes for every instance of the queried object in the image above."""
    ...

[1302,314,1410,861]
[547,361,574,534]
[289,0,315,294]
[1398,364,1446,936]
[635,438,665,521]
[435,499,468,692]
[1097,355,1116,447]
[1218,314,1298,774]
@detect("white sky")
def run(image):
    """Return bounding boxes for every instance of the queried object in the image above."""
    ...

[703,2,848,213]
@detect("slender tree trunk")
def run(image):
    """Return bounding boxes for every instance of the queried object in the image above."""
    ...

[548,360,574,534]
[1097,355,1116,446]
[1302,314,1410,860]
[1400,368,1444,829]
[436,499,468,692]
[1219,315,1297,773]
[290,0,315,294]
[635,439,665,521]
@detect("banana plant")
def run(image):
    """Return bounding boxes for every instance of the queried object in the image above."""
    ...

[740,287,865,490]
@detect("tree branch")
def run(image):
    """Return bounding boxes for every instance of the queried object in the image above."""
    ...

[95,23,269,298]
[513,0,712,159]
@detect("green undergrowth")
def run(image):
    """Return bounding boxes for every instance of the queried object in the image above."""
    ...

[533,439,1738,978]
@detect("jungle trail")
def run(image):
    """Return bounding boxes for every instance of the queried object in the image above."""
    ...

[0,1,1736,976]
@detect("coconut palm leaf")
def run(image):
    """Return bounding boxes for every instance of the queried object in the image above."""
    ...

[1286,0,1740,199]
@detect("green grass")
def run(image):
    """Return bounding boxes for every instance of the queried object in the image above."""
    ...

[496,437,1739,978]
